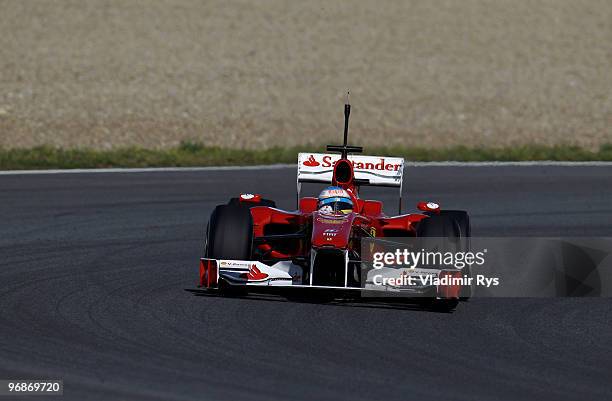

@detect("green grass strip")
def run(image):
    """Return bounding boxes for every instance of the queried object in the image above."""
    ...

[1,142,611,170]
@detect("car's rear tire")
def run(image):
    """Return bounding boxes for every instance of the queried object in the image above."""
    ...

[205,204,253,296]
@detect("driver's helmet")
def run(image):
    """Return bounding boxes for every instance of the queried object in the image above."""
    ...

[317,186,354,214]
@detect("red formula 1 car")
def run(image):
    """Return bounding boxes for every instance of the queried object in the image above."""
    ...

[199,103,471,310]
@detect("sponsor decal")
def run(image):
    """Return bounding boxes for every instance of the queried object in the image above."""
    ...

[241,193,255,200]
[247,264,269,281]
[220,260,250,268]
[303,155,320,167]
[323,228,338,241]
[321,189,348,197]
[426,202,439,210]
[302,155,401,172]
[316,217,347,224]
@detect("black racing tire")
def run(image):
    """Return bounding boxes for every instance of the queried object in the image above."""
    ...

[439,210,472,300]
[423,210,473,300]
[417,213,467,307]
[437,210,470,238]
[417,213,460,241]
[205,204,253,260]
[204,204,253,297]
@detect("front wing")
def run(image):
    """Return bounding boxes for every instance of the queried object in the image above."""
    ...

[199,258,463,298]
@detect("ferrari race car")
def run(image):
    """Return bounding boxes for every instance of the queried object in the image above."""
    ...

[199,103,471,310]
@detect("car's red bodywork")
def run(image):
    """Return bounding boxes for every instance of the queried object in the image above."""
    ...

[199,154,444,289]
[249,198,428,260]
[199,103,468,309]
[232,152,434,264]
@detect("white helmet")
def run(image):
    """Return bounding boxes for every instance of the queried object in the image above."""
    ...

[317,186,354,213]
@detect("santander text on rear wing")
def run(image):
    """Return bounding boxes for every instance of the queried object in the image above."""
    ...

[297,153,404,188]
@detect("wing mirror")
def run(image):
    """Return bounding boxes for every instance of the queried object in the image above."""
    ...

[417,201,441,214]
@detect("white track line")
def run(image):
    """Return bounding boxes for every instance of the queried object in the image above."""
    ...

[0,161,611,175]
[0,164,294,175]
[408,161,612,167]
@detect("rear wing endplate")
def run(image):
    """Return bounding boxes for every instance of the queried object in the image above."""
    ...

[296,153,405,213]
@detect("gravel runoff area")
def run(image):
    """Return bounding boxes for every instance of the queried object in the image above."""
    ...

[0,0,611,150]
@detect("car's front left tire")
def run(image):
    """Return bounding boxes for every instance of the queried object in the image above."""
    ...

[204,204,253,296]
[206,204,253,260]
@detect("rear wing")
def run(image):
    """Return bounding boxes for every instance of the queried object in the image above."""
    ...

[297,153,405,212]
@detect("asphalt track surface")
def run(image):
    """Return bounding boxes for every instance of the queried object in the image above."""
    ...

[1,165,611,401]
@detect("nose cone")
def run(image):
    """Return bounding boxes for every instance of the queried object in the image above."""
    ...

[312,211,355,249]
